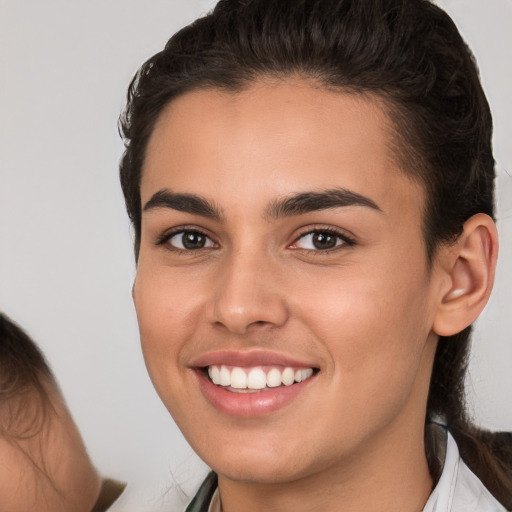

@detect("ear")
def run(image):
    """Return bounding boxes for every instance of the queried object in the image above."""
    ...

[433,213,498,337]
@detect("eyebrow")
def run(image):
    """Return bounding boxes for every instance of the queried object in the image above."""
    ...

[143,189,222,220]
[143,187,381,221]
[265,188,382,218]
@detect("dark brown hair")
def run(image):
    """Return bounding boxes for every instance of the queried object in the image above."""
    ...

[118,0,511,505]
[0,312,58,487]
[0,313,54,441]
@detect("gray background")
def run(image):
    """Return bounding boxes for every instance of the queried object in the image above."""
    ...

[0,0,510,509]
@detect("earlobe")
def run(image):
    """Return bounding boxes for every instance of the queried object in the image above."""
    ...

[433,213,498,337]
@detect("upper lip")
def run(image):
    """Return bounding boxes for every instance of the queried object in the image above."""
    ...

[189,349,318,369]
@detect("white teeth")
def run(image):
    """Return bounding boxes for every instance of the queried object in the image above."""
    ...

[282,367,295,386]
[230,367,247,389]
[247,368,267,390]
[207,365,315,390]
[301,368,313,380]
[266,368,282,388]
[219,366,231,386]
[209,366,221,385]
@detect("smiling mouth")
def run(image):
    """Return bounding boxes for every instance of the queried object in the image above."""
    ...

[204,365,317,393]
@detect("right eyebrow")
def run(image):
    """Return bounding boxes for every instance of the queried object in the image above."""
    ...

[142,189,222,220]
[265,188,382,219]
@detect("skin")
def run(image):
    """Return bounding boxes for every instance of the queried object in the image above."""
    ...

[133,80,484,512]
[0,381,101,512]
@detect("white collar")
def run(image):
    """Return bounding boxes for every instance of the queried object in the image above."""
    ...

[422,431,506,512]
[207,488,220,512]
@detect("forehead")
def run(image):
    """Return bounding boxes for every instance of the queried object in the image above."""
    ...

[141,80,424,218]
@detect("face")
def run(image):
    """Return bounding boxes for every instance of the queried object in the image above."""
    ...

[134,81,442,485]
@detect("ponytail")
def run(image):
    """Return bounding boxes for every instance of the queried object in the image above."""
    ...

[451,426,512,509]
[426,328,512,509]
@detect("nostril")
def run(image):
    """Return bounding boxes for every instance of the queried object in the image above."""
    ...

[247,320,275,330]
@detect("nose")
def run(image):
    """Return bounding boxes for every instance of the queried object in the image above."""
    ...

[208,251,289,334]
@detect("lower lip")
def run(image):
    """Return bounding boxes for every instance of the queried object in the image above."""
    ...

[195,370,316,418]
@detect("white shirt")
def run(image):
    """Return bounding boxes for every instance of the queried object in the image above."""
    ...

[423,432,506,512]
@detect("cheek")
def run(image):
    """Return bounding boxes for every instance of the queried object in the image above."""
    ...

[133,266,202,391]
[135,261,203,333]
[297,281,432,446]
[294,259,433,389]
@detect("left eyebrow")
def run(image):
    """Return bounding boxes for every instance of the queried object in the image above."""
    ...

[142,189,222,220]
[265,188,382,219]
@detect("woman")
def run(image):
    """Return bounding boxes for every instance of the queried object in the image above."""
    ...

[119,0,512,510]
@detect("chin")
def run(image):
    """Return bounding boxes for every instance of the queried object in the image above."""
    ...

[196,437,317,485]
[213,460,303,485]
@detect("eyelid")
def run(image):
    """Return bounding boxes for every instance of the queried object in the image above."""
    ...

[155,225,218,250]
[153,224,355,253]
[289,226,356,252]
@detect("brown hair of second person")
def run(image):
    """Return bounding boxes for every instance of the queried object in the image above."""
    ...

[0,313,125,512]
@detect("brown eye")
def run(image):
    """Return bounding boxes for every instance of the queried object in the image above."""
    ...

[310,232,338,250]
[168,230,215,250]
[293,230,353,251]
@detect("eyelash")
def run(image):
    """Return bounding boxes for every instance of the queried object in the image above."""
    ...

[155,227,217,253]
[155,226,356,254]
[290,227,356,254]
